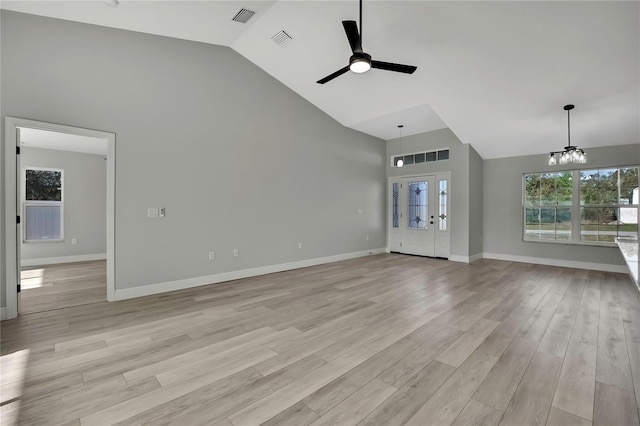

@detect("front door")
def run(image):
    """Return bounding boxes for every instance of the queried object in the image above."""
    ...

[389,174,450,258]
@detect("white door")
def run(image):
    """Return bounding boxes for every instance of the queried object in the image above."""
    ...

[389,174,450,258]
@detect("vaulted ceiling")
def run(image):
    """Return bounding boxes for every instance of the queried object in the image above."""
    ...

[2,1,638,159]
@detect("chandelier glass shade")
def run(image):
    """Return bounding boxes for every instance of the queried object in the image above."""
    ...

[548,104,587,166]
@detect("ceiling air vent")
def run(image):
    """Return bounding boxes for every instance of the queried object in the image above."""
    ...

[232,8,256,24]
[271,30,293,47]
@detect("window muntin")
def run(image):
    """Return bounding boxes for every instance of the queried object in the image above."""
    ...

[24,168,63,242]
[523,166,638,245]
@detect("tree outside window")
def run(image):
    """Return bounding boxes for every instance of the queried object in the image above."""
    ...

[24,168,63,242]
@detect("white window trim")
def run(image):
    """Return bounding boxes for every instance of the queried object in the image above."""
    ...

[22,166,65,243]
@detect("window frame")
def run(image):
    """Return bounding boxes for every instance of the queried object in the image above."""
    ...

[22,166,65,243]
[522,165,639,247]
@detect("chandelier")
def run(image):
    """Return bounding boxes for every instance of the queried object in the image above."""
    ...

[548,104,587,166]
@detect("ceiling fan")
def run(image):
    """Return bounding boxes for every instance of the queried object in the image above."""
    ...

[317,0,417,84]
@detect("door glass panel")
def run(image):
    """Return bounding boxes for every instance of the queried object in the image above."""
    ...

[408,181,428,229]
[392,183,399,228]
[438,179,447,231]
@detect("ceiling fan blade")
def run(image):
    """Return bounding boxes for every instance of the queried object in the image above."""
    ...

[317,66,350,84]
[371,60,417,74]
[342,20,362,53]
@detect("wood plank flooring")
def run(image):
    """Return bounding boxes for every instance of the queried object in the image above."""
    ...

[1,254,639,425]
[19,261,106,314]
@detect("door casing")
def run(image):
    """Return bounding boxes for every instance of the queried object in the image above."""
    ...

[3,117,116,320]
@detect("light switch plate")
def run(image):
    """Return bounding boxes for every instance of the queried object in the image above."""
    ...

[148,208,159,218]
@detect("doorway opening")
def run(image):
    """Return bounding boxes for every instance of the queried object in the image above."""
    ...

[3,117,115,320]
[388,173,450,258]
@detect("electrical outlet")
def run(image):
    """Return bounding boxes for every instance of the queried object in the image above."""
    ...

[148,208,158,218]
[159,207,165,217]
[71,238,78,245]
[298,242,303,249]
[233,248,239,257]
[209,251,215,260]
[357,208,364,215]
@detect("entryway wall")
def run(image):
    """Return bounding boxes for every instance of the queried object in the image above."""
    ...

[386,127,484,262]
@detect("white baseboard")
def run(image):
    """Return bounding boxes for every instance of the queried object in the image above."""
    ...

[482,252,628,273]
[449,253,483,263]
[21,253,107,267]
[448,255,469,263]
[114,248,387,301]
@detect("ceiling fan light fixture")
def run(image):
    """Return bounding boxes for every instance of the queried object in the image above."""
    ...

[350,54,371,73]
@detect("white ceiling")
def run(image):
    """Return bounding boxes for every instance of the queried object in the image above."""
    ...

[19,127,108,155]
[2,1,638,159]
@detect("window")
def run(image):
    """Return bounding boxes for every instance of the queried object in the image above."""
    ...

[24,168,63,242]
[580,167,639,243]
[392,182,400,228]
[523,166,638,245]
[524,172,572,241]
[393,149,449,167]
[438,179,448,231]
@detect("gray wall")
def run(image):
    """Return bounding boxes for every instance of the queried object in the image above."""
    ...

[1,11,386,293]
[483,144,640,266]
[387,127,473,258]
[468,145,484,257]
[20,147,106,261]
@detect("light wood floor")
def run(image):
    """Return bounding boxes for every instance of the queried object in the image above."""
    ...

[19,261,106,314]
[2,254,639,426]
